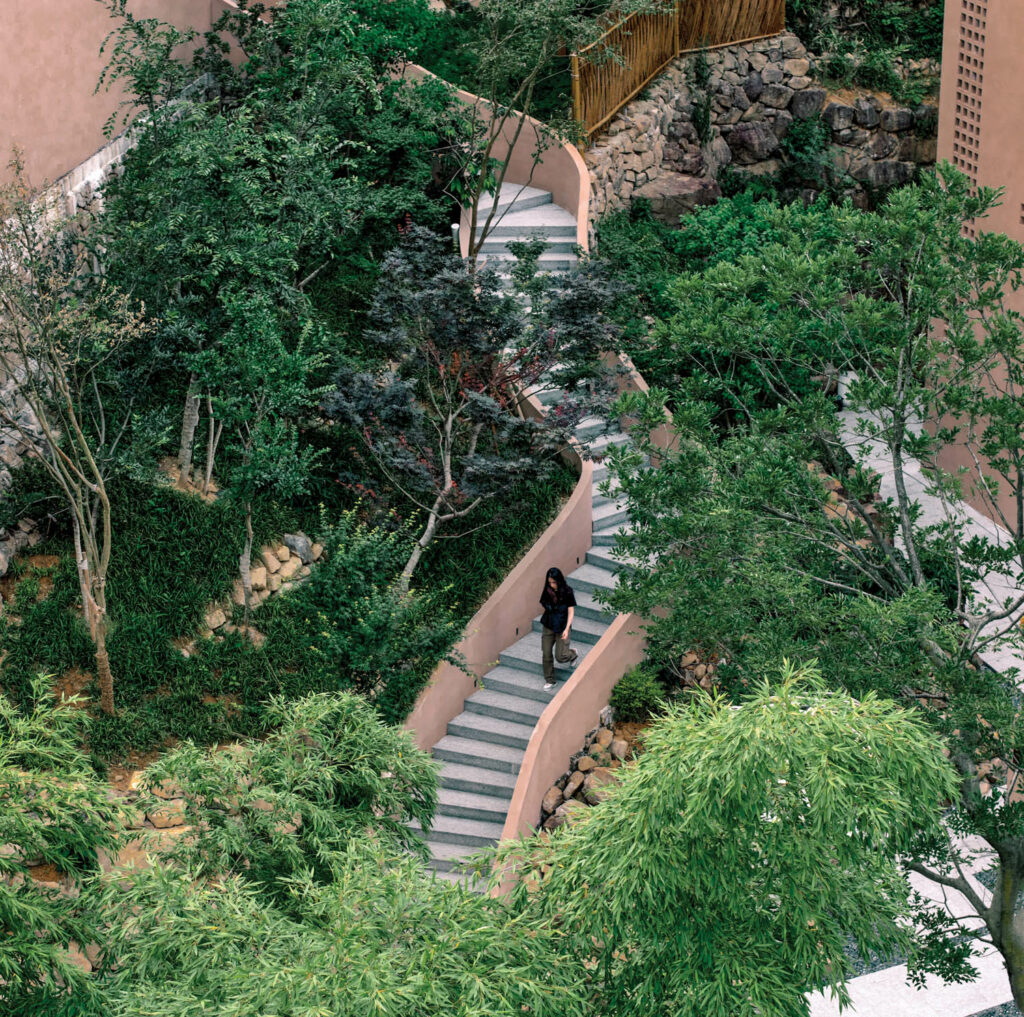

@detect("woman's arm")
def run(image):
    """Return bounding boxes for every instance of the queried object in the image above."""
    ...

[562,605,574,640]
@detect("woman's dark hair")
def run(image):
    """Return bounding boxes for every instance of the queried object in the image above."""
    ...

[540,566,570,605]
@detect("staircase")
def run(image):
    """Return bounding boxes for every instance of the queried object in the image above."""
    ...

[415,180,637,888]
[418,406,638,888]
[472,182,579,280]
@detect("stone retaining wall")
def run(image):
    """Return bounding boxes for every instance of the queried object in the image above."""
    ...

[585,32,938,229]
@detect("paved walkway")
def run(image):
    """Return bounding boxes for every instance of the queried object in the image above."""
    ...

[806,407,1024,1015]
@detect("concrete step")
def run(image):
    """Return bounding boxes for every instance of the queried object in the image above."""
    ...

[499,630,594,677]
[587,546,638,573]
[477,183,552,218]
[463,688,547,725]
[568,562,619,596]
[474,202,576,238]
[588,431,634,458]
[432,734,525,774]
[479,235,577,256]
[576,416,612,442]
[430,866,488,893]
[479,664,562,704]
[412,813,504,848]
[437,786,510,824]
[593,500,629,530]
[531,612,610,645]
[569,586,617,623]
[592,521,634,547]
[426,839,480,874]
[447,711,535,750]
[438,760,518,799]
[487,251,577,274]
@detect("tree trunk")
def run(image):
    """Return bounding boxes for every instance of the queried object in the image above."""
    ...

[94,622,115,715]
[239,500,253,629]
[72,515,96,641]
[202,394,222,496]
[399,495,444,594]
[177,373,201,488]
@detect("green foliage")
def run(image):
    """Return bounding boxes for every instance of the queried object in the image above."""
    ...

[688,47,714,146]
[609,664,666,722]
[0,680,127,1015]
[135,691,438,891]
[498,665,961,1016]
[92,855,586,1017]
[789,0,942,104]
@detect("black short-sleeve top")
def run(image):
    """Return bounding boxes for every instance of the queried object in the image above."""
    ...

[540,585,576,634]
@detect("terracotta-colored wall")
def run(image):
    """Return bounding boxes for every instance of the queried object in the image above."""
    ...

[0,0,228,187]
[936,0,1024,526]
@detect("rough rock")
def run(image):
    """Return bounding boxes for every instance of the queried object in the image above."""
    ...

[783,57,810,77]
[576,755,597,773]
[789,87,827,120]
[853,97,881,128]
[278,557,301,581]
[542,785,564,814]
[822,102,855,131]
[260,547,281,573]
[283,533,314,564]
[595,727,614,749]
[726,121,779,164]
[633,171,720,222]
[880,107,914,132]
[742,70,764,101]
[564,771,585,799]
[249,566,267,592]
[760,83,793,109]
[266,573,282,592]
[146,799,186,829]
[611,738,630,761]
[583,767,618,804]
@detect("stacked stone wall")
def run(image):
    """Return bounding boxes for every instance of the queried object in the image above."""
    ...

[585,32,938,228]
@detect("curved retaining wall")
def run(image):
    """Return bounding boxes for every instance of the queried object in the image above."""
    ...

[401,63,590,253]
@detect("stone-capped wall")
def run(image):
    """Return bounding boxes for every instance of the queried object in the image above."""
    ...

[585,32,938,228]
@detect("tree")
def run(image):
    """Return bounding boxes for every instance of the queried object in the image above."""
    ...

[191,290,324,622]
[0,679,127,1015]
[96,0,455,483]
[85,691,587,1017]
[322,229,618,590]
[606,166,1024,1004]
[0,162,152,714]
[495,664,960,1017]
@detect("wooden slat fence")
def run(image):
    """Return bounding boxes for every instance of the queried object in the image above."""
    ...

[573,0,786,143]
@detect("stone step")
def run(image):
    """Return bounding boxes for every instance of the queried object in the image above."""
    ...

[430,866,488,893]
[437,760,518,799]
[479,235,577,256]
[588,431,634,458]
[426,838,480,874]
[447,711,536,750]
[569,586,617,623]
[478,664,562,704]
[531,612,610,645]
[437,786,511,824]
[474,202,577,238]
[575,415,612,442]
[586,546,638,573]
[592,500,629,530]
[567,562,619,596]
[477,183,553,218]
[498,630,594,678]
[486,251,577,274]
[432,734,525,774]
[592,521,634,547]
[463,688,547,725]
[412,813,504,848]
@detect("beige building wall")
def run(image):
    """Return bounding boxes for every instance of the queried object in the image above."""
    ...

[936,0,1024,527]
[0,0,222,188]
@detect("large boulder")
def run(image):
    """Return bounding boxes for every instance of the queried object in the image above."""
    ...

[822,102,855,131]
[633,172,721,223]
[724,121,780,164]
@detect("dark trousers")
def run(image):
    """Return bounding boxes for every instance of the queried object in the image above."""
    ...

[541,625,575,681]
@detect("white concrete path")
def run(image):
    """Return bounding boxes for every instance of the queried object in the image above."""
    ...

[804,405,1024,1015]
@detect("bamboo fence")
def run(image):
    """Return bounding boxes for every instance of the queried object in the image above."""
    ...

[573,0,786,143]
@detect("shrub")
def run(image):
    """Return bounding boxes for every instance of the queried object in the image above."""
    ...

[610,665,666,723]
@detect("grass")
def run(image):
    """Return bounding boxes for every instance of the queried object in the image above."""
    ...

[0,464,576,761]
